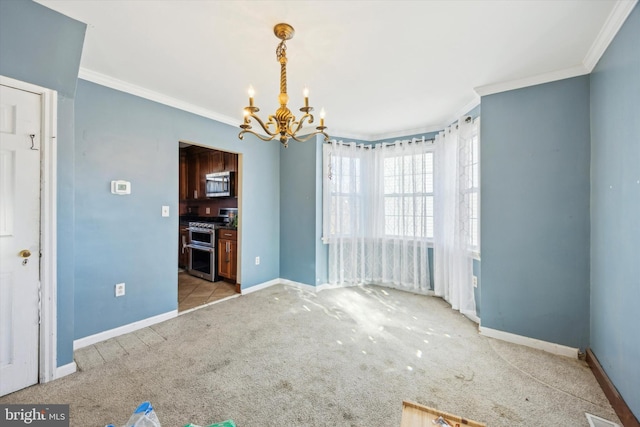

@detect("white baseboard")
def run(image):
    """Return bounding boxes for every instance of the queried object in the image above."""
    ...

[179,294,240,315]
[73,310,178,350]
[479,326,579,359]
[279,279,316,292]
[242,278,318,295]
[316,282,348,292]
[53,361,77,380]
[463,312,481,325]
[241,278,282,295]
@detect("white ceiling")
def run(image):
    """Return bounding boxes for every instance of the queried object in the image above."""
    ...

[35,0,636,140]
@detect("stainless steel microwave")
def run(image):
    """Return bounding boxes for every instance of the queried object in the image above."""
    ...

[205,171,234,197]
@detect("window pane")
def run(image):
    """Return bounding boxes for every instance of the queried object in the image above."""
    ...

[382,151,434,239]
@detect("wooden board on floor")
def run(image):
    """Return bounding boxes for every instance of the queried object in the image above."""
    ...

[401,401,486,427]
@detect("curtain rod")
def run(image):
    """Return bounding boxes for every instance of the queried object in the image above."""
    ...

[325,115,475,146]
[325,136,434,148]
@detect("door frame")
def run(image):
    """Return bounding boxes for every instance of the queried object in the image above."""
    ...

[1,75,59,384]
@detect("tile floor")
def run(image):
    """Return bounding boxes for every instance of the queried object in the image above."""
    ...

[177,271,237,312]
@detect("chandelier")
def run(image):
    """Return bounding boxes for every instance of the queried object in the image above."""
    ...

[239,23,329,148]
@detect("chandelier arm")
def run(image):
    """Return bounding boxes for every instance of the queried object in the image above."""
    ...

[248,113,279,137]
[239,128,277,142]
[290,129,330,143]
[290,113,315,136]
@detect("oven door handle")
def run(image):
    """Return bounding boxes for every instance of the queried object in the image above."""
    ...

[186,244,214,253]
[187,227,215,234]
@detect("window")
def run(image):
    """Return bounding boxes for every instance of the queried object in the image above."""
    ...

[325,150,363,238]
[383,151,434,239]
[463,126,480,251]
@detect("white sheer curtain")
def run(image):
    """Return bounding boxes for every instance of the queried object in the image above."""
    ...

[323,139,432,293]
[433,118,477,318]
[323,141,370,287]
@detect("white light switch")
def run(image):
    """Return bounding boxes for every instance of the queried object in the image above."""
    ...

[161,206,170,217]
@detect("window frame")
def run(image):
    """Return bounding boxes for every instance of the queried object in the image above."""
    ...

[322,145,367,242]
[463,119,481,258]
[381,149,435,242]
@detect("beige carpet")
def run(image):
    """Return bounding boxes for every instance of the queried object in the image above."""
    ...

[0,284,620,426]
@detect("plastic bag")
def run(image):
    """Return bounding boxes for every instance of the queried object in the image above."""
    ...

[105,401,161,427]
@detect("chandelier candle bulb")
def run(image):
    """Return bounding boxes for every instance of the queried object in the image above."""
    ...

[320,108,326,127]
[303,86,309,108]
[248,85,255,107]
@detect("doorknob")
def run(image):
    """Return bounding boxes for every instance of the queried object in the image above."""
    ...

[19,249,31,258]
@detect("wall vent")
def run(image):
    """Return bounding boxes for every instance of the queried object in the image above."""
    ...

[585,413,620,427]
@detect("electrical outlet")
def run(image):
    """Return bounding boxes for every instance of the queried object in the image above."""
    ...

[161,206,170,217]
[472,276,478,288]
[205,207,211,214]
[255,256,260,265]
[115,282,125,297]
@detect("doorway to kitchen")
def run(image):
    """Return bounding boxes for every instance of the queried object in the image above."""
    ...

[178,142,240,312]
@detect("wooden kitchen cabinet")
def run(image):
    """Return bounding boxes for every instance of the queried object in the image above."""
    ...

[186,150,201,199]
[179,152,188,200]
[185,147,210,199]
[217,229,237,282]
[183,146,239,200]
[224,151,237,172]
[209,151,225,173]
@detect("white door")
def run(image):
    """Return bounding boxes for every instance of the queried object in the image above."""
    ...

[0,84,42,396]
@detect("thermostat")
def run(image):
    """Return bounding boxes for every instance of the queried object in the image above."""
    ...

[111,180,131,195]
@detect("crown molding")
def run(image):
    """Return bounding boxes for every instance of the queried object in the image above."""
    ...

[474,64,589,97]
[475,0,637,98]
[368,123,444,142]
[442,95,481,128]
[328,128,378,142]
[364,95,480,142]
[78,68,241,128]
[583,0,638,71]
[80,0,637,142]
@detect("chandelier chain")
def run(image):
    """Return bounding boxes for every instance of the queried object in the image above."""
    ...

[276,40,287,61]
[277,40,288,96]
[280,62,287,98]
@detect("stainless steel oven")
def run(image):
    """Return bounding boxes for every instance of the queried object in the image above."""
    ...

[186,222,218,281]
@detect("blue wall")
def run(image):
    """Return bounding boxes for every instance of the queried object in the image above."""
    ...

[279,138,320,285]
[480,76,591,350]
[590,4,640,418]
[5,7,638,419]
[1,0,282,360]
[1,0,86,366]
[0,0,84,99]
[74,80,281,338]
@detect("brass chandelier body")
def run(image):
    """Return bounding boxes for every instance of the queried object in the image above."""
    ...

[239,23,329,148]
